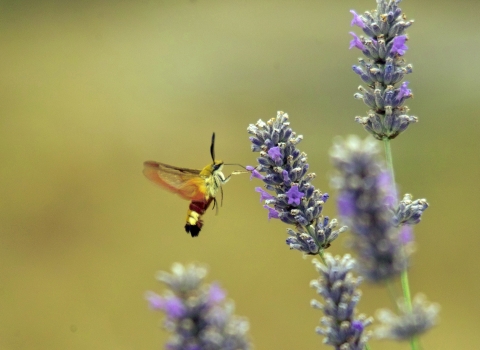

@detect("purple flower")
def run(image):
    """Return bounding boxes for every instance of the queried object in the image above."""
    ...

[396,81,412,101]
[248,167,264,180]
[208,283,226,304]
[145,291,164,310]
[348,2,416,140]
[247,112,346,254]
[164,296,186,319]
[286,217,346,253]
[263,205,279,220]
[349,32,364,50]
[330,136,408,282]
[255,187,274,201]
[399,225,413,244]
[147,263,251,350]
[311,254,372,349]
[393,193,429,226]
[350,10,365,28]
[352,320,365,332]
[285,185,304,205]
[378,171,397,207]
[267,146,282,162]
[337,192,356,217]
[375,294,440,341]
[391,35,408,56]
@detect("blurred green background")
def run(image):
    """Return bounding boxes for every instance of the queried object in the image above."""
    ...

[1,0,479,349]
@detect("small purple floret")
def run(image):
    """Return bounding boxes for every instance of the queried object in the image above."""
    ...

[146,291,164,310]
[350,10,365,28]
[349,32,364,50]
[268,146,282,162]
[250,169,264,180]
[286,186,304,205]
[397,81,411,100]
[264,205,279,220]
[208,283,226,304]
[255,187,274,201]
[337,193,356,217]
[164,296,186,319]
[399,225,413,244]
[352,320,365,332]
[391,35,408,56]
[378,171,397,207]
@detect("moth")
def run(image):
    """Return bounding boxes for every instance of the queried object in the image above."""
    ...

[143,133,242,237]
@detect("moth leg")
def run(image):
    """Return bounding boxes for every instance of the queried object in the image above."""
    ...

[220,185,224,207]
[212,197,219,215]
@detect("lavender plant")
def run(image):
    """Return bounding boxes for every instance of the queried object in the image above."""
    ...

[247,112,347,255]
[342,0,438,347]
[311,254,373,349]
[330,135,408,283]
[349,1,417,141]
[247,112,372,348]
[330,136,438,347]
[146,263,251,350]
[243,0,439,349]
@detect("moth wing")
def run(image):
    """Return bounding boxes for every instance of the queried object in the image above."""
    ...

[143,161,207,201]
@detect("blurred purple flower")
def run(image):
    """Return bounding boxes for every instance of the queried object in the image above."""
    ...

[146,291,164,310]
[208,283,226,304]
[330,136,408,282]
[147,263,251,350]
[163,296,186,319]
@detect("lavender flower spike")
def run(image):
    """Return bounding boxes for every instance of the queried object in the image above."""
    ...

[311,254,373,349]
[146,263,251,350]
[375,294,440,341]
[350,0,417,139]
[330,136,409,282]
[393,193,429,226]
[247,111,346,254]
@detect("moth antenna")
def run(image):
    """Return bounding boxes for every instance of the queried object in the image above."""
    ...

[210,132,216,162]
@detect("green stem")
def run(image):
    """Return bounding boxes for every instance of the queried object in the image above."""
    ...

[383,138,396,189]
[317,250,325,264]
[383,139,420,350]
[386,280,400,305]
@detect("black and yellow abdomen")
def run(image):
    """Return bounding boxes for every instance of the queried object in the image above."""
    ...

[185,198,214,237]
